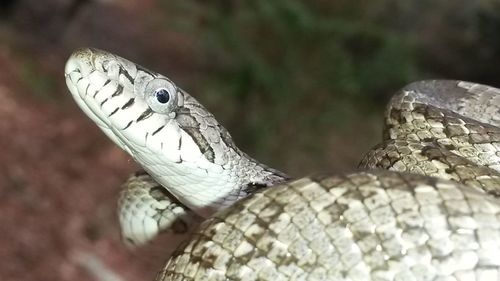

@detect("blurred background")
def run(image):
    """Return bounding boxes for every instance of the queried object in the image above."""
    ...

[1,0,500,280]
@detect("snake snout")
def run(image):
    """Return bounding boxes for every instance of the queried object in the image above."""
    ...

[65,47,97,78]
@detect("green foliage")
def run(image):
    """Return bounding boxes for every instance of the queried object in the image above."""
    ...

[20,61,58,101]
[168,1,417,96]
[160,0,420,171]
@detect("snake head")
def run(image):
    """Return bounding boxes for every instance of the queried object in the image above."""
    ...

[65,48,287,215]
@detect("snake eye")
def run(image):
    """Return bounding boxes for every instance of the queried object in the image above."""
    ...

[155,88,170,104]
[143,78,178,114]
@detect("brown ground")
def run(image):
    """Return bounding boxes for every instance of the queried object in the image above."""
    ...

[0,39,187,281]
[0,1,204,279]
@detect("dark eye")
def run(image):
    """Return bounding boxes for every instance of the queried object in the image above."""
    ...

[154,89,170,104]
[144,78,178,114]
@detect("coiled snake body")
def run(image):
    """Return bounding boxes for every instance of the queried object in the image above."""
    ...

[65,48,500,281]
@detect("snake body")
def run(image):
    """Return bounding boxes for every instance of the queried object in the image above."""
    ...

[65,48,500,280]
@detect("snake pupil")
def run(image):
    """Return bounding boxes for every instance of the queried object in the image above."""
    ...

[155,89,170,104]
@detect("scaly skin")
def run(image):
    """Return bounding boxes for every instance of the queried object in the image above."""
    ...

[65,48,287,245]
[65,49,500,280]
[158,171,500,280]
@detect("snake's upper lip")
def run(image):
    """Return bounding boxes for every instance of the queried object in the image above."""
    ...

[65,48,112,129]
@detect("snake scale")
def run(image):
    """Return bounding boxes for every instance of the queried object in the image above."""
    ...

[65,48,500,281]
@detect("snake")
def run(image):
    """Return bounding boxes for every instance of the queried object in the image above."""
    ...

[64,48,500,281]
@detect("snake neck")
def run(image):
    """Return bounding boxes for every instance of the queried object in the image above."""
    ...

[65,48,289,217]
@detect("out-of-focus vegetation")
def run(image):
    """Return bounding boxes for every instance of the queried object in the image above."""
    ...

[158,0,420,172]
[156,0,500,172]
[2,0,500,174]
